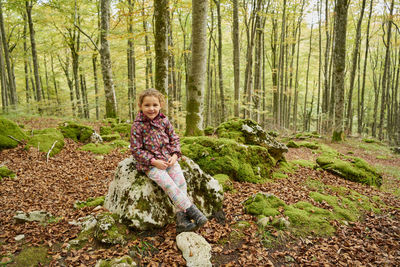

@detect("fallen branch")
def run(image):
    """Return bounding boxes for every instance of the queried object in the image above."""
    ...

[8,135,22,144]
[46,141,58,163]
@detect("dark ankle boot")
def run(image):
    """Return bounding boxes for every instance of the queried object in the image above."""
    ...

[186,205,207,229]
[176,211,197,233]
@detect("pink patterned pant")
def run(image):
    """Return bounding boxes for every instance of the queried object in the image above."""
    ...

[147,162,192,211]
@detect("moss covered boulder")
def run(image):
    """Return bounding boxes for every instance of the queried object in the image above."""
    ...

[58,121,94,142]
[104,156,223,230]
[27,128,65,156]
[244,193,336,236]
[0,117,28,150]
[93,212,127,245]
[316,155,382,187]
[216,118,288,161]
[181,136,275,183]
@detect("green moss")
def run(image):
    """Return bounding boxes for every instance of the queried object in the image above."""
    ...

[272,172,288,179]
[244,193,286,217]
[110,140,130,149]
[26,128,65,157]
[298,141,320,150]
[316,155,382,187]
[204,126,214,136]
[101,133,121,141]
[362,138,377,143]
[376,155,388,160]
[290,159,315,168]
[100,126,112,136]
[0,117,28,150]
[0,166,16,179]
[305,178,326,192]
[9,245,50,267]
[181,136,275,183]
[287,140,299,148]
[94,213,127,245]
[79,143,114,154]
[213,174,233,191]
[112,123,131,137]
[58,121,93,142]
[310,192,358,221]
[317,144,339,156]
[277,160,297,174]
[74,196,105,209]
[332,131,345,142]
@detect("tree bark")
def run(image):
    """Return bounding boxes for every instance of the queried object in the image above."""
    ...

[213,0,225,122]
[100,0,118,118]
[142,0,153,89]
[303,25,313,131]
[185,0,208,136]
[332,0,349,142]
[23,13,30,104]
[127,0,136,121]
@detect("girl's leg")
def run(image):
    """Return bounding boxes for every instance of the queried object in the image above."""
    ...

[147,167,192,211]
[166,162,187,194]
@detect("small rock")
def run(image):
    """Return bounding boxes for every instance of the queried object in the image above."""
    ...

[90,132,103,144]
[95,256,136,267]
[93,205,103,211]
[14,210,52,223]
[176,232,212,267]
[14,234,25,241]
[95,155,104,160]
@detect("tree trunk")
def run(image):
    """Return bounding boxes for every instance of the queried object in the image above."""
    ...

[59,55,75,116]
[154,0,169,98]
[142,0,153,89]
[213,0,225,122]
[358,0,373,135]
[26,1,42,102]
[23,13,30,104]
[271,15,278,124]
[322,0,331,133]
[50,55,60,107]
[332,0,349,142]
[304,25,313,131]
[378,0,394,140]
[345,0,366,134]
[232,0,240,117]
[0,2,16,106]
[185,0,208,136]
[127,0,136,121]
[278,0,287,127]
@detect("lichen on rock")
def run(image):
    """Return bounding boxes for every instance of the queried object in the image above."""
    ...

[93,213,127,245]
[215,118,288,161]
[104,156,223,231]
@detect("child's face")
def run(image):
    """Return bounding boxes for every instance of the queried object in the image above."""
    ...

[139,96,161,120]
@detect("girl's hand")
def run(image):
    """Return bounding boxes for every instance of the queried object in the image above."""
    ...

[167,154,178,166]
[152,159,169,170]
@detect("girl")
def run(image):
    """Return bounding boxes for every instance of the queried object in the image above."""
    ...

[130,88,207,233]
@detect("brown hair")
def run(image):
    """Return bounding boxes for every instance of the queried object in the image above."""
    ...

[138,88,165,108]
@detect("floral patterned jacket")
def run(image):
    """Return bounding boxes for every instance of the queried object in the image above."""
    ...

[130,111,182,172]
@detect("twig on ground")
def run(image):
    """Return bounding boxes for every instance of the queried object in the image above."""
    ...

[8,135,22,143]
[47,141,58,163]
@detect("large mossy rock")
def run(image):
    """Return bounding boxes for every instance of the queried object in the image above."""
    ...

[181,136,275,183]
[58,121,94,142]
[27,128,65,156]
[216,118,288,161]
[0,117,28,150]
[104,156,223,230]
[316,156,382,187]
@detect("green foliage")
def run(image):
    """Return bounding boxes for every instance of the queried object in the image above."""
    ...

[0,117,28,150]
[79,143,114,154]
[244,193,286,217]
[0,166,16,179]
[100,126,113,136]
[112,123,131,138]
[58,121,93,142]
[181,136,275,183]
[26,128,65,157]
[362,138,378,143]
[204,126,214,136]
[297,141,320,150]
[316,155,382,187]
[290,159,315,168]
[110,140,130,148]
[74,196,105,209]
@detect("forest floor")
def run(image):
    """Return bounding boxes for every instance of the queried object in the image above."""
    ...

[0,117,400,266]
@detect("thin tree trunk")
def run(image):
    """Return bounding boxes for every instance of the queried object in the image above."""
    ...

[127,0,136,121]
[50,55,60,107]
[213,0,225,121]
[304,25,313,131]
[0,2,16,106]
[358,0,373,135]
[100,0,118,118]
[378,0,394,140]
[345,0,366,134]
[26,1,42,102]
[23,13,30,104]
[232,0,240,117]
[142,0,153,89]
[278,0,287,127]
